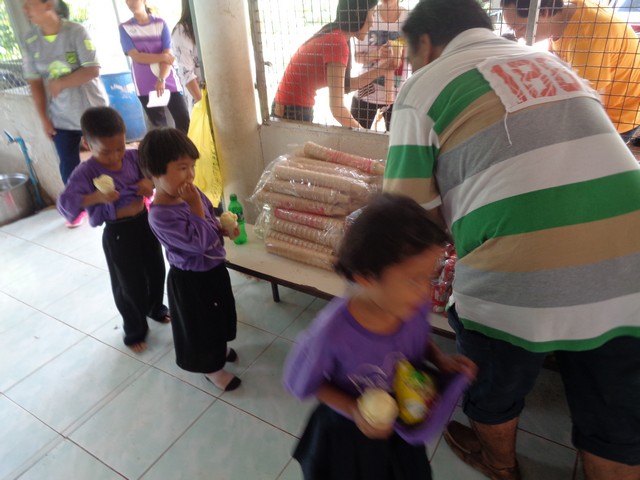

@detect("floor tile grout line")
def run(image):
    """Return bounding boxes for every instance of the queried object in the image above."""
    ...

[0,225,110,273]
[214,394,305,441]
[136,395,221,480]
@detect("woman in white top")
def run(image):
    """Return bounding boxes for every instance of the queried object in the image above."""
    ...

[351,0,409,131]
[171,0,202,111]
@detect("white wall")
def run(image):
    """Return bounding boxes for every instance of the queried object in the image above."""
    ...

[1,0,391,213]
[0,93,63,206]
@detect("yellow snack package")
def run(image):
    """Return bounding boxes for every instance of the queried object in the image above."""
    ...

[393,360,438,425]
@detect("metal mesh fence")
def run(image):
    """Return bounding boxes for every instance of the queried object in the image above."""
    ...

[249,0,421,130]
[249,0,640,136]
[0,2,29,95]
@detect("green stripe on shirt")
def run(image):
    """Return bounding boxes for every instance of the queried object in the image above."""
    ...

[452,170,640,258]
[461,317,640,352]
[427,69,492,135]
[385,144,438,179]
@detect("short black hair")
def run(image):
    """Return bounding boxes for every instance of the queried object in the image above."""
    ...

[402,0,493,52]
[500,0,564,17]
[138,128,200,177]
[80,107,126,144]
[335,193,449,282]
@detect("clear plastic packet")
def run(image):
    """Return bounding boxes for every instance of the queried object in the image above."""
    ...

[255,206,345,251]
[264,231,336,271]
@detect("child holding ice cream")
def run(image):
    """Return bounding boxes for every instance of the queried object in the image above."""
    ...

[57,106,169,353]
[138,128,242,392]
[282,193,476,480]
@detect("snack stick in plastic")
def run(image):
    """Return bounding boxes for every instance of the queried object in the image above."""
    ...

[255,190,351,216]
[303,141,385,175]
[287,156,378,183]
[270,217,342,250]
[273,208,345,232]
[265,233,336,271]
[273,164,371,199]
[264,178,351,205]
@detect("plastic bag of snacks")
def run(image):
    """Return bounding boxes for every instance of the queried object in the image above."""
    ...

[432,244,456,313]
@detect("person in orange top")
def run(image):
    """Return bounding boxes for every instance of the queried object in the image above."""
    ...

[502,0,640,142]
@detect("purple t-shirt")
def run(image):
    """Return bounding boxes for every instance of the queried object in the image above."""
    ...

[283,297,432,400]
[148,189,226,271]
[57,149,145,227]
[119,15,180,95]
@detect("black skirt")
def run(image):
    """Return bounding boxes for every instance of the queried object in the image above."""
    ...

[167,263,237,372]
[294,404,432,480]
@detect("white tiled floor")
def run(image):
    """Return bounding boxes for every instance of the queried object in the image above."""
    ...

[0,208,583,479]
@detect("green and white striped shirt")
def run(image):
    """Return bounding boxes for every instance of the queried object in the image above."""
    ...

[384,28,640,353]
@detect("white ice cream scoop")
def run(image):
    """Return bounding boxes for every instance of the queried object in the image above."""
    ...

[219,211,238,232]
[357,388,399,428]
[93,174,115,194]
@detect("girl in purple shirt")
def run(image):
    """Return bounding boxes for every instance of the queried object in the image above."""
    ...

[58,107,169,353]
[139,128,241,392]
[283,194,477,480]
[119,0,189,133]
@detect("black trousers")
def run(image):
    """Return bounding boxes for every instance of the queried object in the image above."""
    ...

[138,91,190,133]
[167,263,237,373]
[350,97,393,131]
[102,210,167,345]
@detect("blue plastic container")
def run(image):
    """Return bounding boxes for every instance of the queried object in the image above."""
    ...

[101,72,147,142]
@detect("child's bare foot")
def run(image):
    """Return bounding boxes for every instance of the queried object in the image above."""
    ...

[128,341,147,353]
[204,369,241,391]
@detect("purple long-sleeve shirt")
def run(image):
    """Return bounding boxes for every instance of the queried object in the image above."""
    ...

[283,297,432,400]
[57,149,146,227]
[148,189,226,271]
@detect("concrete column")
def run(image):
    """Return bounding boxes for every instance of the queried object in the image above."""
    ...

[191,0,263,217]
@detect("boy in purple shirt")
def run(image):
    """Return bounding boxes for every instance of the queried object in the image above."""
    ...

[138,128,241,392]
[283,194,477,480]
[57,107,169,352]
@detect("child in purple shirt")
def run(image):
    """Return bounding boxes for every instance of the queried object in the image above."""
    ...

[138,128,241,392]
[283,194,477,480]
[119,0,189,133]
[57,107,169,353]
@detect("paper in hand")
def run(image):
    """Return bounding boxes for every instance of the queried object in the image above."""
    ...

[147,89,170,107]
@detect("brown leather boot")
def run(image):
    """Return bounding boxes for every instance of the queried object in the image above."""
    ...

[443,419,522,480]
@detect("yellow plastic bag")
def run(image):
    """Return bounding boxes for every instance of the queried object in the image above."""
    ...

[188,88,223,207]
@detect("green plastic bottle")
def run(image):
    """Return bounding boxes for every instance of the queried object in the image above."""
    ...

[228,193,247,245]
